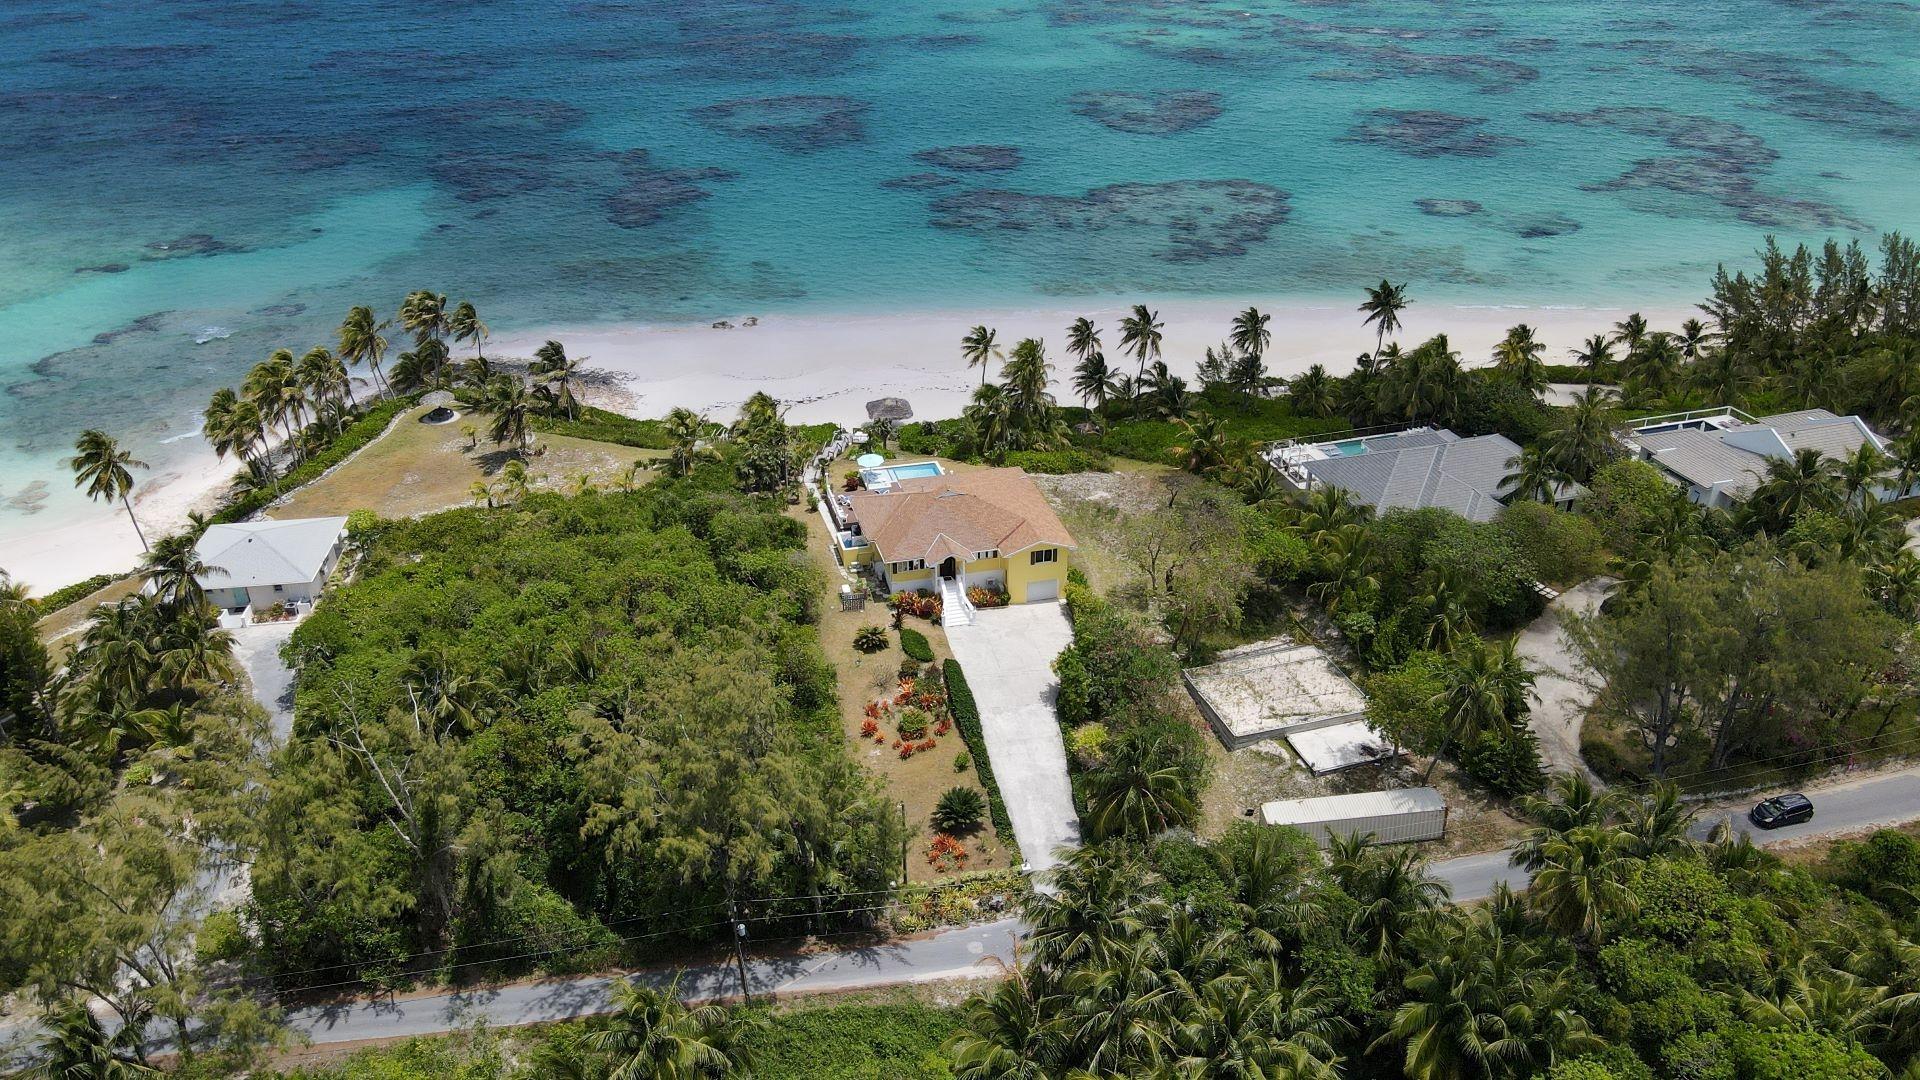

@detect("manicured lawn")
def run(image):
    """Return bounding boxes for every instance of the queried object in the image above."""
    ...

[269,403,665,520]
[795,492,1013,882]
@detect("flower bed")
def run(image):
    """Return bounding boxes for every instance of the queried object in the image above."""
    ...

[860,670,957,761]
[966,585,1010,608]
[888,590,943,622]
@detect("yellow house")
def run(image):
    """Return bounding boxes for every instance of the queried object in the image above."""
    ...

[843,467,1076,605]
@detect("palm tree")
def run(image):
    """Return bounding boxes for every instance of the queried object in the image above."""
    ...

[1622,331,1680,395]
[498,459,531,503]
[1502,445,1572,504]
[1570,334,1614,385]
[1689,346,1750,405]
[483,375,536,456]
[1512,772,1621,872]
[69,430,149,551]
[1838,442,1891,508]
[962,325,1003,387]
[201,388,265,477]
[1676,317,1713,361]
[397,289,449,347]
[1744,446,1841,533]
[1359,279,1409,361]
[140,533,219,608]
[1288,363,1334,418]
[1118,304,1165,396]
[1001,337,1057,433]
[1543,386,1619,483]
[1527,823,1638,944]
[1617,782,1699,861]
[964,383,1015,463]
[584,975,758,1080]
[297,346,354,411]
[1328,838,1449,969]
[448,300,488,359]
[1289,485,1370,546]
[403,646,496,734]
[531,340,583,419]
[243,349,304,449]
[1424,637,1534,781]
[1170,412,1231,477]
[1086,757,1195,840]
[35,1000,156,1077]
[1491,324,1547,394]
[1611,311,1649,365]
[663,407,705,478]
[1065,317,1101,369]
[337,305,391,398]
[1229,306,1271,398]
[1072,351,1117,414]
[947,962,1066,1079]
[1306,524,1378,615]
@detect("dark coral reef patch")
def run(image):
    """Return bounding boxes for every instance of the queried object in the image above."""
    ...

[1344,110,1526,158]
[603,149,738,228]
[929,179,1290,263]
[693,94,872,152]
[1068,90,1223,135]
[914,145,1024,172]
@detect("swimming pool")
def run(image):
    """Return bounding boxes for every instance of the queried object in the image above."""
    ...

[861,460,946,490]
[1333,440,1370,456]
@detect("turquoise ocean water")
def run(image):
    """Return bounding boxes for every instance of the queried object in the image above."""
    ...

[2,0,1918,533]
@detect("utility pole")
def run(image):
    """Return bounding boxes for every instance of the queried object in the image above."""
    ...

[729,902,752,1005]
[899,800,909,884]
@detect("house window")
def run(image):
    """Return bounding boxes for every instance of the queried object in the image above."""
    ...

[888,559,925,574]
[973,549,998,560]
[272,583,284,592]
[1029,548,1057,566]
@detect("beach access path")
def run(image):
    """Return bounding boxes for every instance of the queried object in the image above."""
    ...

[1513,577,1614,785]
[941,603,1083,877]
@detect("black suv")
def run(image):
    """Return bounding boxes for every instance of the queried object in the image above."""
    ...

[1749,793,1813,829]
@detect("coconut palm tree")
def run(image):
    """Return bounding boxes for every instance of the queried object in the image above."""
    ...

[1622,331,1681,395]
[139,533,220,609]
[448,300,488,359]
[201,388,265,477]
[1118,304,1165,398]
[1086,756,1196,841]
[1570,334,1613,385]
[1289,485,1371,547]
[1229,306,1271,399]
[1002,337,1058,433]
[1359,279,1409,359]
[1025,845,1163,968]
[1502,445,1572,504]
[1305,524,1378,615]
[1512,772,1621,872]
[337,305,391,397]
[296,346,354,410]
[483,375,536,456]
[1743,446,1842,533]
[1611,311,1649,365]
[1170,412,1231,477]
[1838,441,1891,508]
[397,289,449,347]
[1527,822,1638,944]
[1689,346,1750,405]
[1676,317,1713,361]
[1065,317,1101,368]
[1072,351,1118,414]
[1423,637,1534,781]
[1416,568,1473,653]
[69,429,150,551]
[964,383,1015,463]
[244,349,305,449]
[1288,363,1334,418]
[584,975,758,1080]
[403,646,497,735]
[1327,837,1449,969]
[962,325,1003,386]
[1542,386,1619,483]
[663,407,706,478]
[35,1000,156,1078]
[531,340,583,419]
[1491,324,1547,394]
[947,962,1067,1079]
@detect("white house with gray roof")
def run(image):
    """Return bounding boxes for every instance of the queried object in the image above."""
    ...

[1265,427,1580,522]
[194,516,348,621]
[1621,407,1899,508]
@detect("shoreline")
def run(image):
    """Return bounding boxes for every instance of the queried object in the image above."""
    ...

[1,296,1695,596]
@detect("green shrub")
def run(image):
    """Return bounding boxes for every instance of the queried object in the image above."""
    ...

[899,627,934,662]
[1496,501,1604,586]
[1826,829,1920,914]
[895,707,931,740]
[854,625,888,653]
[931,786,987,833]
[898,657,922,679]
[953,751,970,772]
[1582,734,1643,785]
[28,572,122,615]
[196,910,249,965]
[944,660,1016,855]
[1005,447,1110,474]
[735,1000,961,1080]
[1723,1022,1881,1080]
[1460,726,1545,796]
[528,405,672,448]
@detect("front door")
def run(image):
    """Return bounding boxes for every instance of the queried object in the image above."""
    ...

[940,556,958,580]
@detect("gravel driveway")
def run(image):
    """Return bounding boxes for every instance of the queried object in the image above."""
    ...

[229,619,298,741]
[1513,577,1614,784]
[942,603,1082,876]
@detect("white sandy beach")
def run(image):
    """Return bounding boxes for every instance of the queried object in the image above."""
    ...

[1,296,1693,596]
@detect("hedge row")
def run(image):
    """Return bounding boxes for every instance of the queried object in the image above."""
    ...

[529,406,672,449]
[943,659,1018,860]
[29,573,122,615]
[899,626,934,662]
[210,395,417,525]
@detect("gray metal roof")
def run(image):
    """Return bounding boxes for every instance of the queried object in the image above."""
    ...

[1302,430,1566,522]
[1262,787,1446,826]
[1629,428,1767,495]
[194,517,347,590]
[1630,410,1885,497]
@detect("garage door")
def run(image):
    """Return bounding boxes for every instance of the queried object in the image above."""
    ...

[1025,578,1059,603]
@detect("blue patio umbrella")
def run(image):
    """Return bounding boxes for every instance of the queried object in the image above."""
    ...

[856,453,886,468]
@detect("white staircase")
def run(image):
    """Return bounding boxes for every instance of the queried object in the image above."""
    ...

[939,577,975,627]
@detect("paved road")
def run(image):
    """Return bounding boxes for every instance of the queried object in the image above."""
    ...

[1512,578,1611,784]
[943,604,1082,876]
[1434,768,1920,901]
[229,619,298,741]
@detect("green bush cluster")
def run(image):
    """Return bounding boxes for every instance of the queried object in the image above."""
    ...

[942,660,1016,856]
[528,405,672,448]
[898,626,934,662]
[1004,447,1111,474]
[26,572,123,615]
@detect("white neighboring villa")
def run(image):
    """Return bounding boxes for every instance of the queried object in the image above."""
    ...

[1620,407,1908,509]
[194,516,347,625]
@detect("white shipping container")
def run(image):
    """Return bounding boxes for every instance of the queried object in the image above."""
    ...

[1260,787,1448,848]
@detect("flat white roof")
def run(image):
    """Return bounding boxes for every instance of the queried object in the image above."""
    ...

[1287,719,1393,774]
[1261,787,1445,826]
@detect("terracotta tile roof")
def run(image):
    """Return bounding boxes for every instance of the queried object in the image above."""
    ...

[849,467,1077,564]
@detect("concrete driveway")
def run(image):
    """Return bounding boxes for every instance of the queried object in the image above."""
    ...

[942,603,1082,875]
[1513,577,1614,784]
[229,619,298,741]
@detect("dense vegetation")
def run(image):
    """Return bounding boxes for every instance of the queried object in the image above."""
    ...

[944,799,1920,1080]
[250,482,904,988]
